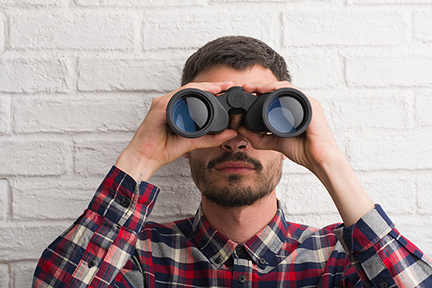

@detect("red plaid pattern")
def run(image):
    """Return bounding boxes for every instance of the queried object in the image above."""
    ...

[33,166,432,287]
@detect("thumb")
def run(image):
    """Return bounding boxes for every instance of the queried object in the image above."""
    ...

[188,129,238,151]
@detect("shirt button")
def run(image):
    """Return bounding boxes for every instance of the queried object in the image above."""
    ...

[237,274,246,284]
[235,246,244,256]
[379,282,388,288]
[214,255,222,264]
[120,197,130,208]
[88,259,96,268]
[259,257,266,265]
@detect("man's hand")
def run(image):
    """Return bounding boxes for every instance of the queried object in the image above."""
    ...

[239,81,374,226]
[239,81,342,175]
[115,82,237,182]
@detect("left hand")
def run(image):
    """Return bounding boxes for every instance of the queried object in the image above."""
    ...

[240,81,374,226]
[239,81,344,176]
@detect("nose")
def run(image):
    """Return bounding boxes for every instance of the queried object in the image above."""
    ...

[220,114,249,152]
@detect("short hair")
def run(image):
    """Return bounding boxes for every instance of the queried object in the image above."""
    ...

[181,36,291,86]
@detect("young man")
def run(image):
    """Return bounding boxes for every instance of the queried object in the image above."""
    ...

[33,36,432,287]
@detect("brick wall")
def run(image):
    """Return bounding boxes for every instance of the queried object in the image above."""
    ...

[1,0,432,286]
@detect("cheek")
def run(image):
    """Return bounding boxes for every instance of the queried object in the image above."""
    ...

[188,150,206,166]
[188,153,210,191]
[188,148,215,167]
[188,152,207,177]
[262,153,284,173]
[262,152,284,165]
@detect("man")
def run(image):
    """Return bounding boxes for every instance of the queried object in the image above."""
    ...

[33,36,432,287]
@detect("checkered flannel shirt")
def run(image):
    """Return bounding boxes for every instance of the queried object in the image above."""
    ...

[33,166,432,287]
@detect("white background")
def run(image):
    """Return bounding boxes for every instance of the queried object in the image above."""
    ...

[1,0,432,286]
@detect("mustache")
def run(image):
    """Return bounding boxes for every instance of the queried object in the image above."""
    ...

[207,152,263,171]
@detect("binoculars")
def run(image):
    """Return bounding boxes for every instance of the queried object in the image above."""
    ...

[166,86,312,138]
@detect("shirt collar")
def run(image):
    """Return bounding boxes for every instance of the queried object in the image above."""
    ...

[190,202,291,269]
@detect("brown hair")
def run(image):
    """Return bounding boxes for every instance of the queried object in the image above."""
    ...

[181,36,291,86]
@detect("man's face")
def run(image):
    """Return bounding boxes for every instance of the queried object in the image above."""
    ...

[185,64,284,208]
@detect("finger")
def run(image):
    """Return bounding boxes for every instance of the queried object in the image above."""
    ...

[183,81,235,95]
[243,81,295,95]
[187,129,238,151]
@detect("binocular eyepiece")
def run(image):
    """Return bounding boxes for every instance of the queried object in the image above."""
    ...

[166,86,312,138]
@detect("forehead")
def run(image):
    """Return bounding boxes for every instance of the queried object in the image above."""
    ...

[192,65,278,86]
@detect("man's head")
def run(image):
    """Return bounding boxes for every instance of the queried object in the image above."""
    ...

[182,36,288,208]
[181,35,291,86]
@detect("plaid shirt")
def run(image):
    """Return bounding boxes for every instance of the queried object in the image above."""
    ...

[34,166,432,287]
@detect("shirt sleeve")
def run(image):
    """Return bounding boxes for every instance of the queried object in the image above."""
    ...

[33,166,160,288]
[335,204,432,288]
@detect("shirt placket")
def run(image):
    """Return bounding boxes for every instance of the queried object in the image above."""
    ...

[232,245,253,288]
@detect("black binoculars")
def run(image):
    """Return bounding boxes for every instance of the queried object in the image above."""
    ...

[166,86,312,138]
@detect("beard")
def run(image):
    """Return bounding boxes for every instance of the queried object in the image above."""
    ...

[189,151,283,208]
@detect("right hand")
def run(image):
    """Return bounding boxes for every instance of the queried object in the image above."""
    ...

[115,82,238,182]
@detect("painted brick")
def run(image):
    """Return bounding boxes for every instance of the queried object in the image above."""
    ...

[0,58,69,93]
[347,133,432,171]
[0,223,68,261]
[349,0,432,3]
[284,53,344,89]
[76,0,203,5]
[0,264,9,288]
[414,11,432,42]
[9,12,136,50]
[358,172,416,214]
[74,140,129,175]
[214,0,328,1]
[11,260,37,288]
[0,180,7,221]
[416,92,432,126]
[13,95,148,134]
[418,178,432,215]
[143,11,278,50]
[78,58,182,92]
[0,141,68,176]
[277,174,337,215]
[282,10,406,47]
[0,13,4,55]
[346,56,432,87]
[12,176,99,220]
[321,90,413,131]
[0,96,10,135]
[0,0,63,6]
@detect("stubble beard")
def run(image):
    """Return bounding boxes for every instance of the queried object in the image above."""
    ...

[189,152,283,208]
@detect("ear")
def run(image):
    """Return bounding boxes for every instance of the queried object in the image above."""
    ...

[182,152,190,159]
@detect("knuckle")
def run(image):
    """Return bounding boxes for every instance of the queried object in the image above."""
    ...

[151,96,162,106]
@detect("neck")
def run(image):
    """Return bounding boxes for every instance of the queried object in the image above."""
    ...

[201,192,278,244]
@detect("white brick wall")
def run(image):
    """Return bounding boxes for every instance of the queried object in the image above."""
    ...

[0,58,69,93]
[0,0,431,286]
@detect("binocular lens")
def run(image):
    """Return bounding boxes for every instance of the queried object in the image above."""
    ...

[171,96,210,133]
[267,96,304,134]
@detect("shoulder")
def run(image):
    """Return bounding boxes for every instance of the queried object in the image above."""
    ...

[286,220,342,248]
